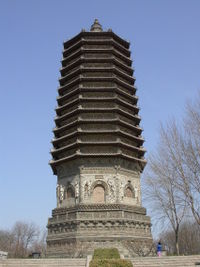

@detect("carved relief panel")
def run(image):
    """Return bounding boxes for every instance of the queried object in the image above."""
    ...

[80,168,117,204]
[56,172,80,208]
[117,170,141,205]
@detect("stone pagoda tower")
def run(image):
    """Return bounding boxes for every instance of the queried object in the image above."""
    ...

[47,19,152,257]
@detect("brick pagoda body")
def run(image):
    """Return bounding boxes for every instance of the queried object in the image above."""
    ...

[47,20,152,257]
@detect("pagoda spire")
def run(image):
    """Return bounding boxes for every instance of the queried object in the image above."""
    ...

[90,19,103,32]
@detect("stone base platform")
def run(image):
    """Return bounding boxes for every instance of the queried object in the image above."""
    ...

[131,255,200,267]
[46,204,152,258]
[1,255,200,267]
[0,258,86,267]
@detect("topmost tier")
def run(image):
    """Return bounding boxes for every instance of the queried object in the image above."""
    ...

[63,19,130,50]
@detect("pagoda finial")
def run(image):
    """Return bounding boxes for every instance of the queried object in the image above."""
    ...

[90,19,103,32]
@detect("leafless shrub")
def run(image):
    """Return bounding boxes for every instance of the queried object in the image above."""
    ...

[122,240,156,257]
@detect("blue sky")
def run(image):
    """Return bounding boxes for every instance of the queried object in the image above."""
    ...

[0,0,199,234]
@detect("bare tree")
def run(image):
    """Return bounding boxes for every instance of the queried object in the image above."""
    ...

[143,121,187,255]
[31,229,47,257]
[154,94,200,226]
[178,94,200,225]
[143,92,200,254]
[0,230,14,253]
[0,221,40,258]
[161,220,200,255]
[160,229,175,255]
[12,221,40,258]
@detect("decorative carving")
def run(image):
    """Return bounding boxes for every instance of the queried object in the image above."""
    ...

[60,185,65,201]
[84,182,89,197]
[56,184,60,207]
[56,184,65,207]
[134,185,141,204]
[48,216,151,233]
[52,203,147,215]
[95,175,103,179]
[108,179,115,202]
[75,181,79,198]
[119,181,125,201]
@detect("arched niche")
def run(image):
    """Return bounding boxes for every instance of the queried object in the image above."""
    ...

[65,186,75,199]
[124,183,135,198]
[91,180,108,204]
[92,185,105,203]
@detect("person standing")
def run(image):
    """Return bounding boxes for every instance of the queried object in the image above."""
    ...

[157,242,162,257]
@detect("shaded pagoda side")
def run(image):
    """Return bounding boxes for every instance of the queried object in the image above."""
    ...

[47,19,152,258]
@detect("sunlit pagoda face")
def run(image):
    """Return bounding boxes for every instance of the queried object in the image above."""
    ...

[47,19,152,258]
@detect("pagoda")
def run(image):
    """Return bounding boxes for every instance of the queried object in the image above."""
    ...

[47,19,152,257]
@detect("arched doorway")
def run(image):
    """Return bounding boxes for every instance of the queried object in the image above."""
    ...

[92,185,105,203]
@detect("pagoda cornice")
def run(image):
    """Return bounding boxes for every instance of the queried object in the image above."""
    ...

[51,141,77,154]
[51,140,145,156]
[53,118,142,135]
[54,107,140,124]
[54,108,79,123]
[62,47,132,66]
[50,152,146,175]
[62,49,82,66]
[55,98,79,113]
[52,203,147,215]
[51,130,77,144]
[59,66,135,86]
[53,119,78,133]
[57,77,80,94]
[60,56,133,76]
[58,76,136,94]
[56,96,139,114]
[77,129,144,144]
[118,129,144,143]
[114,76,135,91]
[114,97,139,112]
[52,129,144,146]
[85,47,132,64]
[118,119,142,133]
[63,31,130,50]
[50,151,146,165]
[57,86,80,103]
[79,76,136,91]
[77,118,143,133]
[57,86,138,106]
[63,37,130,58]
[119,141,146,154]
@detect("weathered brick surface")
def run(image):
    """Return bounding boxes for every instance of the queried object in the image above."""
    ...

[47,20,152,257]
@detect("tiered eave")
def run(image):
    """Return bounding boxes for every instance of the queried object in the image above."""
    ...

[50,23,146,175]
